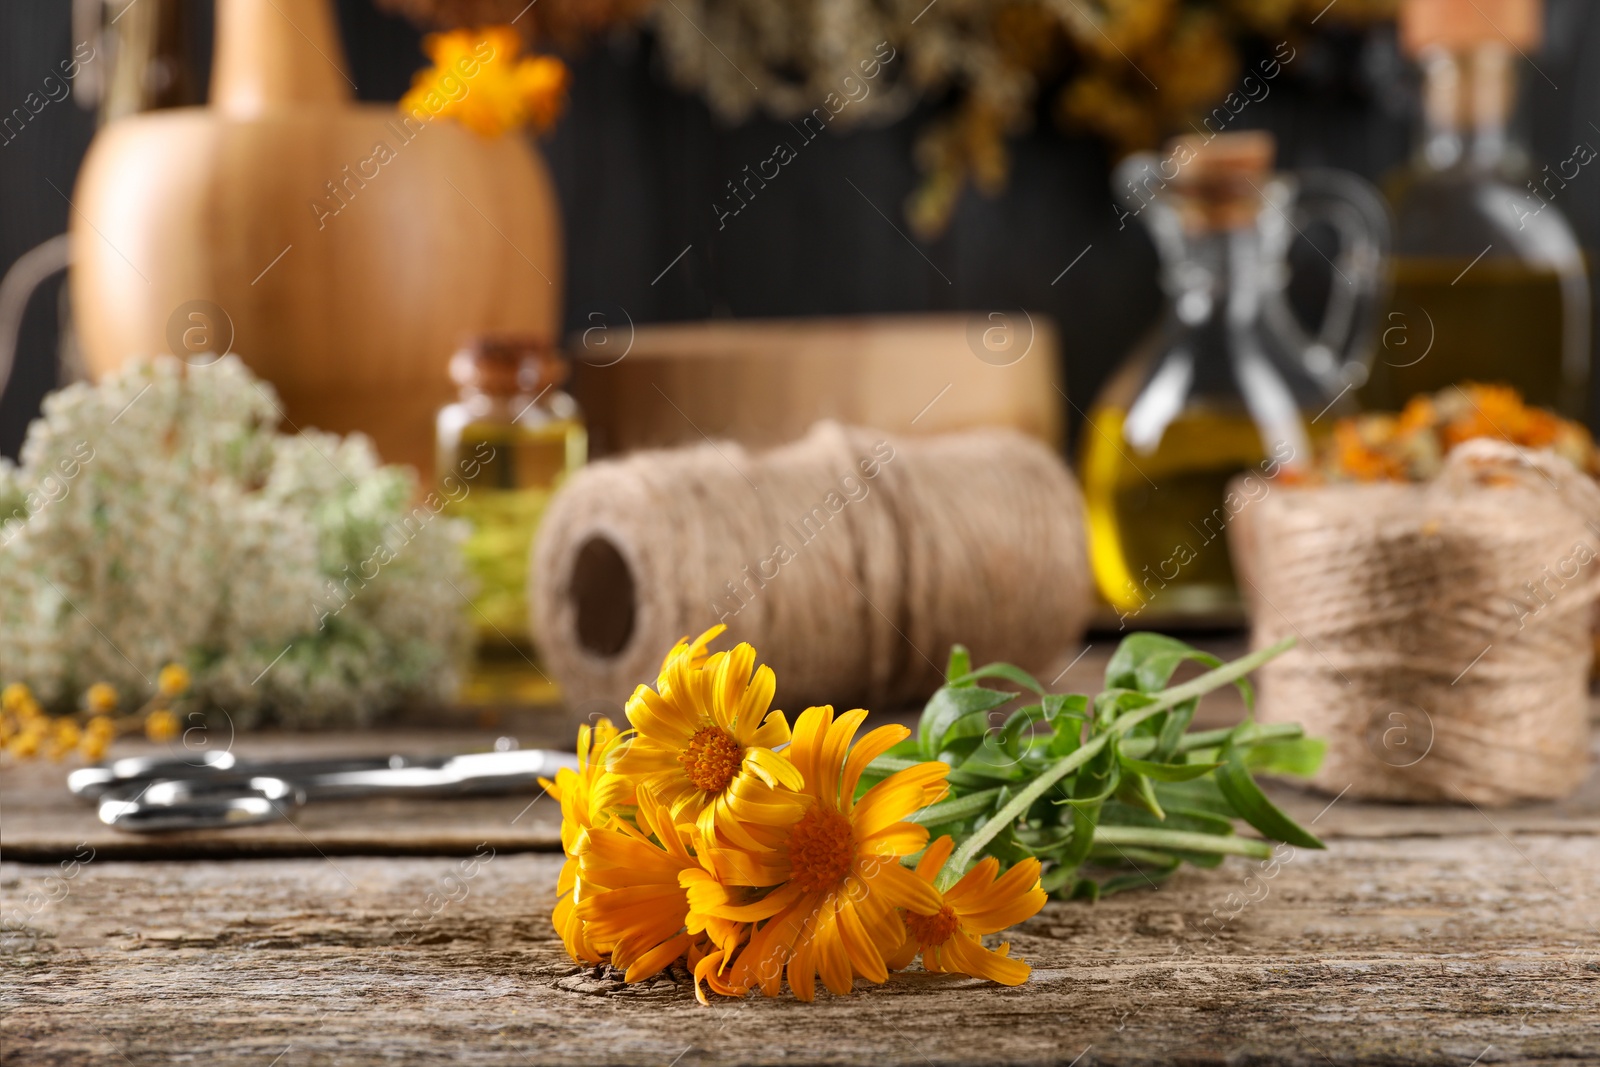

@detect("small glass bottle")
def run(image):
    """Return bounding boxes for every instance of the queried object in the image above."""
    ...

[436,336,587,671]
[1362,0,1590,420]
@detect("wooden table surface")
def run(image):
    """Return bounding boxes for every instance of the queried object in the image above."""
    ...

[4,646,1599,1066]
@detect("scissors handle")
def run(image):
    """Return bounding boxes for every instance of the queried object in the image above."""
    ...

[80,747,578,832]
[98,776,302,832]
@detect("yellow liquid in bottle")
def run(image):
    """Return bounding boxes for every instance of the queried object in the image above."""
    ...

[1081,406,1294,621]
[1363,256,1578,418]
[444,418,587,649]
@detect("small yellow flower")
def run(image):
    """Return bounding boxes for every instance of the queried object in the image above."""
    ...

[85,715,116,740]
[79,732,110,762]
[537,716,632,965]
[886,834,1047,985]
[7,726,44,758]
[85,682,118,715]
[144,709,180,743]
[158,663,191,697]
[2,682,31,712]
[48,720,82,762]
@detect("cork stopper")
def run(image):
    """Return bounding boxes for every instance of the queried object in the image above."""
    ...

[1163,131,1276,231]
[1401,0,1542,54]
[450,335,568,398]
[1168,130,1276,182]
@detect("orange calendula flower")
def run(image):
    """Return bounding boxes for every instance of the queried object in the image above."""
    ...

[577,787,744,985]
[887,834,1046,986]
[692,706,951,1001]
[538,717,632,964]
[611,625,805,850]
[400,25,570,138]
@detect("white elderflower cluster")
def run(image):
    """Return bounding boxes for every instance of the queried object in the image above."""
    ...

[0,356,471,727]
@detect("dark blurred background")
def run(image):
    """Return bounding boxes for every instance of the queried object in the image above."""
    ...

[5,0,1600,459]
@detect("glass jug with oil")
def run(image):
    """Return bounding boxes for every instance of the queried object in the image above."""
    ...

[1081,131,1389,626]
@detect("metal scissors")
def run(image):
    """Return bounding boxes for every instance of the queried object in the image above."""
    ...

[68,743,578,833]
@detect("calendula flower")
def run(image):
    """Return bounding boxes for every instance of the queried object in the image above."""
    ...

[577,788,744,983]
[693,706,950,1001]
[144,709,180,742]
[400,25,570,137]
[538,717,632,963]
[886,835,1045,986]
[611,625,805,850]
[158,663,191,697]
[85,683,118,715]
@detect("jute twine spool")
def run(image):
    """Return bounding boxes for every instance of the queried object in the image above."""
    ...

[1241,440,1599,805]
[532,420,1092,712]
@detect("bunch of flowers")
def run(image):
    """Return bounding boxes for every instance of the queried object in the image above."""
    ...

[400,26,572,138]
[1,666,189,763]
[544,624,1321,1000]
[0,356,471,728]
[1302,383,1600,483]
[381,0,1397,235]
[637,0,1397,236]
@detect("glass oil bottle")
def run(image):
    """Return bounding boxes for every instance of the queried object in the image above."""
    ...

[436,336,586,701]
[1081,131,1389,625]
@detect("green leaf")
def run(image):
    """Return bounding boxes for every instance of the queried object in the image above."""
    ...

[1044,694,1088,759]
[1115,771,1165,820]
[1120,755,1222,782]
[946,662,1047,697]
[936,637,1295,891]
[1215,735,1326,850]
[1103,801,1229,831]
[1243,737,1327,778]
[945,645,972,683]
[917,685,1012,760]
[1054,739,1118,876]
[1105,633,1225,693]
[955,742,1032,782]
[1149,778,1239,820]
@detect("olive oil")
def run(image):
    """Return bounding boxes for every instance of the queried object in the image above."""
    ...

[1363,256,1581,420]
[436,337,586,694]
[1368,2,1591,421]
[1081,406,1297,620]
[1091,130,1381,624]
[446,419,587,642]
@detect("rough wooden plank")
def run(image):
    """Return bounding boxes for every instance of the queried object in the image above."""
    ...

[3,835,1598,1065]
[0,730,569,862]
[7,717,1600,862]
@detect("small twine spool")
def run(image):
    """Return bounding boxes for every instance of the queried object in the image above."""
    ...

[531,421,1092,712]
[1239,440,1599,805]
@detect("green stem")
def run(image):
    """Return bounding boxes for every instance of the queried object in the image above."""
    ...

[1094,826,1274,859]
[1120,721,1305,759]
[934,637,1294,891]
[863,756,995,791]
[935,732,1112,891]
[907,787,1004,825]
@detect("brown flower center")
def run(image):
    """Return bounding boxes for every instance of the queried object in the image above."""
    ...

[903,904,960,947]
[679,725,743,793]
[786,807,856,892]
